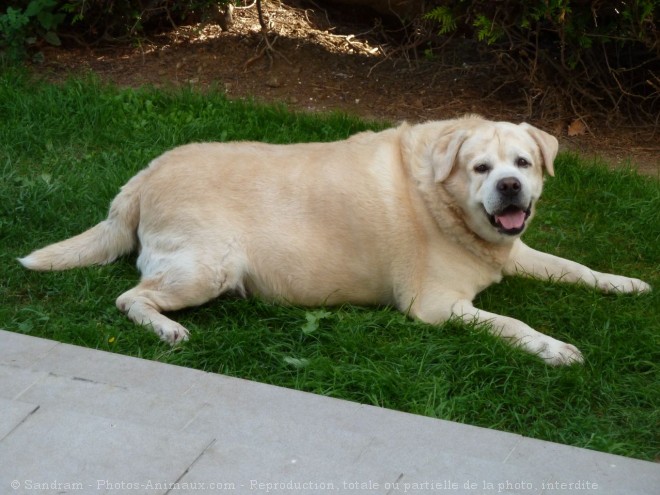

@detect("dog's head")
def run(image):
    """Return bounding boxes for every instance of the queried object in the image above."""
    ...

[404,116,558,244]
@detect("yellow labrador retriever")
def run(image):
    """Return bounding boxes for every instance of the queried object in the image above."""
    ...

[20,116,650,365]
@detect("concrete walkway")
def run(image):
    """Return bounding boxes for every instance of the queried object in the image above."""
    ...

[0,329,657,494]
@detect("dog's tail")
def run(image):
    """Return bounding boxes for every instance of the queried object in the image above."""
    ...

[18,169,147,271]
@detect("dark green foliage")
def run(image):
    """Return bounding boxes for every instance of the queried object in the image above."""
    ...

[0,0,65,61]
[0,0,230,61]
[425,0,659,123]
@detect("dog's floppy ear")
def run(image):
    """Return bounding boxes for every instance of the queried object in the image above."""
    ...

[431,129,468,182]
[401,120,468,183]
[519,123,558,177]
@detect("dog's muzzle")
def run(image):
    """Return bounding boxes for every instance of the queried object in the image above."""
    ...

[485,176,531,236]
[487,204,531,235]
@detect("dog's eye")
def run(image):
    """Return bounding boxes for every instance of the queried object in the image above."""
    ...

[516,157,530,168]
[474,164,490,174]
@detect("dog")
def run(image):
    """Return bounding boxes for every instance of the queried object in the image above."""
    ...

[19,116,650,365]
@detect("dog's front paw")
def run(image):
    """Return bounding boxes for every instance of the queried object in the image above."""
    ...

[596,274,651,294]
[153,321,190,344]
[534,337,584,366]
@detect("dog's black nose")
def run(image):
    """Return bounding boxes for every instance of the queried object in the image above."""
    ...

[497,177,522,197]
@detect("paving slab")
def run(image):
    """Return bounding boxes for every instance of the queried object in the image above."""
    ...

[176,439,548,495]
[13,370,208,431]
[0,406,214,495]
[0,364,49,400]
[183,375,522,461]
[0,398,39,441]
[26,341,202,396]
[505,436,659,494]
[0,329,657,495]
[0,330,59,368]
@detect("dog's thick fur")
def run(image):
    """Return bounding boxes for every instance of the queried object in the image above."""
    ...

[20,116,650,365]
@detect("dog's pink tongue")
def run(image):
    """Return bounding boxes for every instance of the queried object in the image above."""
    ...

[496,209,526,230]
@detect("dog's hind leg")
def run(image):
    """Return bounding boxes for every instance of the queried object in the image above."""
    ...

[116,280,192,343]
[116,259,244,343]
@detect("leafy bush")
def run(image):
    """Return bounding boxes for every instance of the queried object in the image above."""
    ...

[425,0,659,125]
[0,0,65,61]
[1,0,229,62]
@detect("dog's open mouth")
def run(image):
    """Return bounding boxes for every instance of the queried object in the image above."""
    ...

[487,205,531,235]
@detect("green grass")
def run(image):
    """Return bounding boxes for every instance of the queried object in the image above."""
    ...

[1,69,658,461]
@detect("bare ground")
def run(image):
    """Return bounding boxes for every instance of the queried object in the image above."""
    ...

[29,1,658,176]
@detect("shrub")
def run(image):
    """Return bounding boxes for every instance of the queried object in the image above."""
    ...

[1,0,229,62]
[0,0,65,61]
[425,0,659,126]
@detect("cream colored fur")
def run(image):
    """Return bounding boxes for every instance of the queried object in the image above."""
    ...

[20,116,650,365]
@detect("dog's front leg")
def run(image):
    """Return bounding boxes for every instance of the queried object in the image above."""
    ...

[410,296,583,365]
[450,299,584,366]
[505,240,651,293]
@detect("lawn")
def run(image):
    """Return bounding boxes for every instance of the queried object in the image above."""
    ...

[1,70,658,461]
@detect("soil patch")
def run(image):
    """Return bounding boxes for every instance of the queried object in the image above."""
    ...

[30,1,658,176]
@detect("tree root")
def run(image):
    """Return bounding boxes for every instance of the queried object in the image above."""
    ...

[243,0,292,71]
